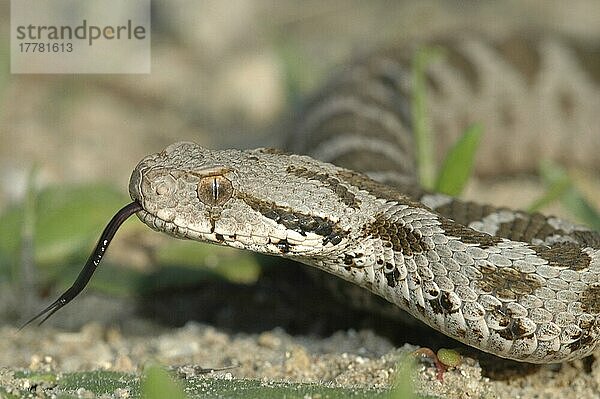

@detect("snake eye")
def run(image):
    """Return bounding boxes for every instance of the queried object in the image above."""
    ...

[197,175,233,206]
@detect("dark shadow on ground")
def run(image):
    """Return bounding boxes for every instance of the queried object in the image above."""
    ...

[136,255,549,380]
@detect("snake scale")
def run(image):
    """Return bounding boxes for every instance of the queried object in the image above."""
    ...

[26,32,600,364]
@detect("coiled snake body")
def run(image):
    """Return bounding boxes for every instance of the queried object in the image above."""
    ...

[27,33,600,363]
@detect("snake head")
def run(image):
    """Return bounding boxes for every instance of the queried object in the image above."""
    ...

[129,142,354,256]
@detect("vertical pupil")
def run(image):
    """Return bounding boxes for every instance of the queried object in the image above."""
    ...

[197,175,233,206]
[212,178,219,202]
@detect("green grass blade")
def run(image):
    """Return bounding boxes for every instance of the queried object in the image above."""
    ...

[0,40,9,97]
[528,160,570,212]
[561,189,600,230]
[412,47,444,190]
[274,39,316,110]
[530,160,600,229]
[434,124,484,196]
[142,365,188,399]
[0,183,129,269]
[18,166,38,283]
[385,356,417,399]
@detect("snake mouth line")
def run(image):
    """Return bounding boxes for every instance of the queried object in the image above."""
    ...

[137,206,332,257]
[20,201,143,328]
[136,208,212,238]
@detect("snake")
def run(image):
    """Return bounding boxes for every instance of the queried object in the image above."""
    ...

[23,32,600,364]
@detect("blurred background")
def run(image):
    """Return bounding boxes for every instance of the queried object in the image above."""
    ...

[0,0,599,329]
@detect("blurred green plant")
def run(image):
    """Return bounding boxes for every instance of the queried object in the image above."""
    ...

[0,183,128,284]
[142,365,187,399]
[412,47,442,190]
[275,39,318,110]
[434,124,484,196]
[412,47,484,196]
[0,38,9,97]
[155,240,260,284]
[384,356,418,399]
[529,161,600,230]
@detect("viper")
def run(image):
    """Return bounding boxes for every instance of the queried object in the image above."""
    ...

[23,32,600,364]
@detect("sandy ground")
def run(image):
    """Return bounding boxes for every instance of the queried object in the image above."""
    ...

[1,309,599,398]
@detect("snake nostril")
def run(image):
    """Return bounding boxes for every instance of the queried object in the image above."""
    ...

[155,182,171,195]
[151,174,177,197]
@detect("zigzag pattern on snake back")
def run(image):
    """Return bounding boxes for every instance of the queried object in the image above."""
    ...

[128,32,600,363]
[26,32,600,363]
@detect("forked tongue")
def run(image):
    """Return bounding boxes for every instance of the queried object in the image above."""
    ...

[20,201,142,329]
